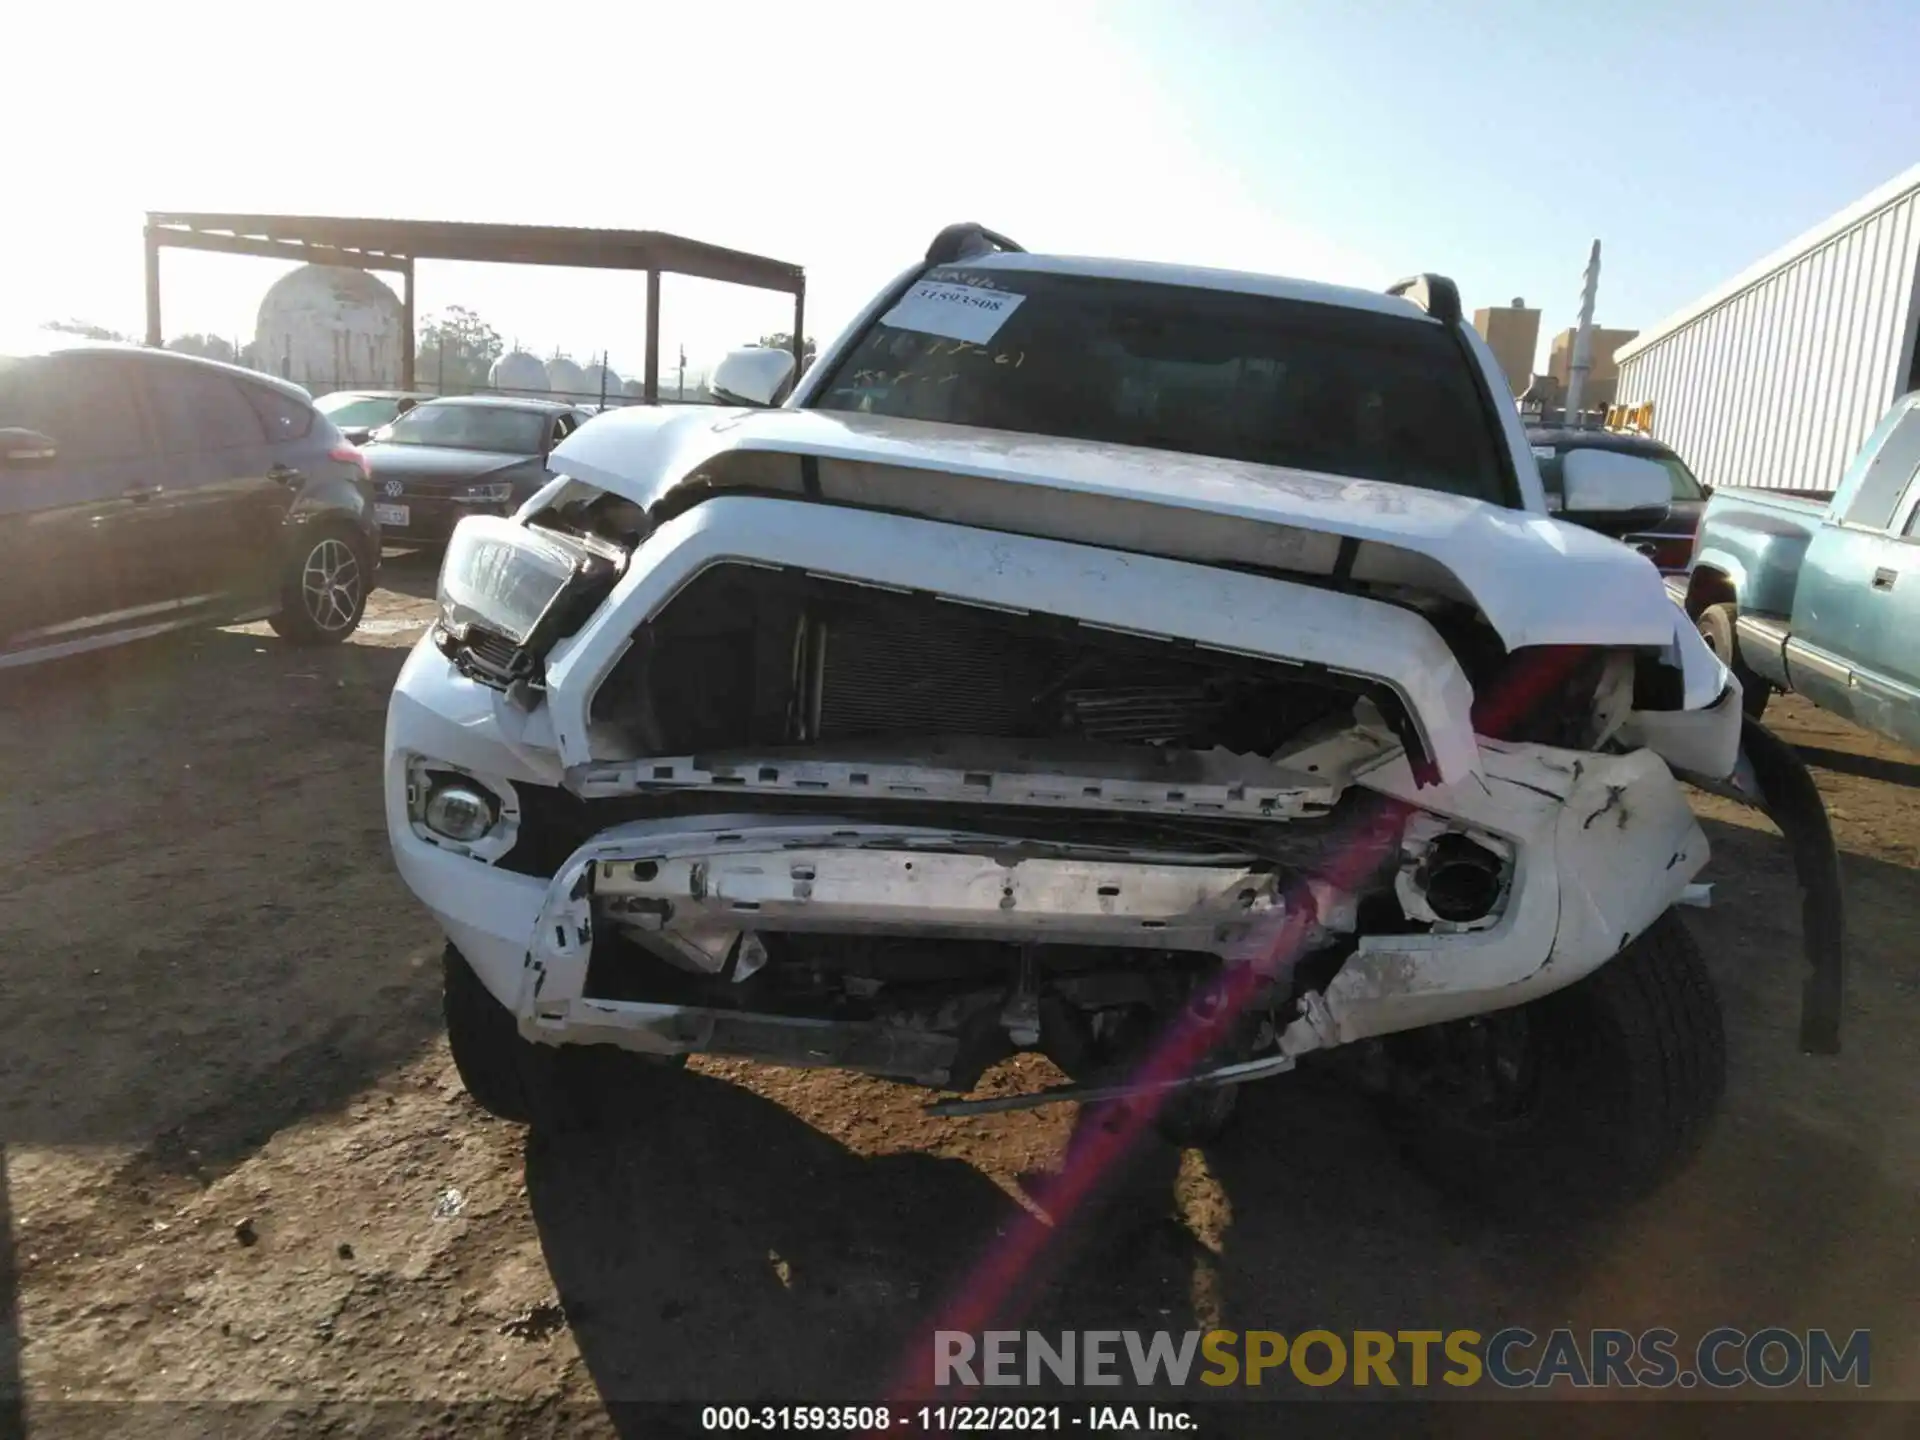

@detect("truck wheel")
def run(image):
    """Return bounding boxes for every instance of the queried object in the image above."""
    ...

[1381,910,1726,1215]
[1696,603,1771,719]
[441,944,680,1132]
[1155,1082,1241,1148]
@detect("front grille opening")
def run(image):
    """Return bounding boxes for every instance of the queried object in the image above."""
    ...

[589,564,1410,761]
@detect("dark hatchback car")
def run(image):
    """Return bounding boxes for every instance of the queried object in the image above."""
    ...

[314,388,437,445]
[0,341,380,668]
[1528,426,1708,574]
[360,396,591,544]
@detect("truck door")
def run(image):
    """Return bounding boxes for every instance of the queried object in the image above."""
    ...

[1850,463,1920,750]
[1787,403,1920,726]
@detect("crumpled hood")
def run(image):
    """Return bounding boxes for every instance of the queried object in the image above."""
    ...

[552,405,1698,659]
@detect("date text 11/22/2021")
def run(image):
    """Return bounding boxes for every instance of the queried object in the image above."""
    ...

[700,1405,1196,1432]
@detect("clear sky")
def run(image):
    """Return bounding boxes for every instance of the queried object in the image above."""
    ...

[3,0,1914,382]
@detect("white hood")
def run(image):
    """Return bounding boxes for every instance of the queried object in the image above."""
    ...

[552,405,1686,653]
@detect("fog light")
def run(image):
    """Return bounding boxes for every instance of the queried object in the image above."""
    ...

[1421,834,1507,923]
[424,783,495,842]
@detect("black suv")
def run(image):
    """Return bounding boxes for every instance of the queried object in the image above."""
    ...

[0,341,381,667]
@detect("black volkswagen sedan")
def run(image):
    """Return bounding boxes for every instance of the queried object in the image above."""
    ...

[1,339,380,668]
[361,396,592,544]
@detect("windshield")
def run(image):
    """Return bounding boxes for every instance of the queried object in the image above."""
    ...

[811,266,1514,505]
[316,394,402,428]
[380,403,548,453]
[1537,446,1703,502]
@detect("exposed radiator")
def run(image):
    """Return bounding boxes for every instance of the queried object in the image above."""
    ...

[604,563,1366,759]
[815,604,1229,746]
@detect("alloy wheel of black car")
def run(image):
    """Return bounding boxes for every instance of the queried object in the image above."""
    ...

[270,528,368,646]
[303,537,362,633]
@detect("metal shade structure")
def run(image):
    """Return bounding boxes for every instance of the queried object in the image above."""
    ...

[143,212,807,399]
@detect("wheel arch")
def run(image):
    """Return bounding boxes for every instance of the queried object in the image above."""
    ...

[1683,563,1739,619]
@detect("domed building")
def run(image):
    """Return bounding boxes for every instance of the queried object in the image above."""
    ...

[489,351,549,396]
[581,362,623,404]
[545,355,589,402]
[253,266,404,389]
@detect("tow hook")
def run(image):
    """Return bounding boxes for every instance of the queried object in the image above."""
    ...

[1682,716,1845,1055]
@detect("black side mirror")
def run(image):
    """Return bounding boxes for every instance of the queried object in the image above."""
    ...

[0,428,58,468]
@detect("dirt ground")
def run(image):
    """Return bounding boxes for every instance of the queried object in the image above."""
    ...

[2,552,1917,1436]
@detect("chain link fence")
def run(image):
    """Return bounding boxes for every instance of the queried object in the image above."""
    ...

[300,375,718,408]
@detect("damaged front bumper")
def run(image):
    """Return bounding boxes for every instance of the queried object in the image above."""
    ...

[389,726,1710,1089]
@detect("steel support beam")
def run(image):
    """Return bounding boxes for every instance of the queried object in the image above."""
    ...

[144,228,162,348]
[644,269,661,403]
[400,256,416,390]
[792,280,806,376]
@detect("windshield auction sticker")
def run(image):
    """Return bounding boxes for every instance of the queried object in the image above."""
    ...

[881,281,1026,346]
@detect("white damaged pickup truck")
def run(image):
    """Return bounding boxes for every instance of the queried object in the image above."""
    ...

[387,224,1814,1207]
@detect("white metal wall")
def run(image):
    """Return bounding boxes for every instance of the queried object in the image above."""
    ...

[1614,170,1920,494]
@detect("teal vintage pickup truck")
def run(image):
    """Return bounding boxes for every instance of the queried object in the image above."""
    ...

[1683,391,1920,742]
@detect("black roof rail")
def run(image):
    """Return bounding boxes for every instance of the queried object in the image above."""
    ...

[926,223,1026,265]
[1386,273,1462,326]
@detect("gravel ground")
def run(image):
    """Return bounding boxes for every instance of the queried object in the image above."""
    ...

[1,554,1915,1435]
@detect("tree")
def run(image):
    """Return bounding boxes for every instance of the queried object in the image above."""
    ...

[418,306,504,391]
[758,332,817,368]
[166,334,238,364]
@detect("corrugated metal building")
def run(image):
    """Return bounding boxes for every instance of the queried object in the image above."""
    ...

[1614,164,1920,495]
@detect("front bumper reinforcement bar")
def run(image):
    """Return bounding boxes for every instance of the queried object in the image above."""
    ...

[924,1052,1299,1118]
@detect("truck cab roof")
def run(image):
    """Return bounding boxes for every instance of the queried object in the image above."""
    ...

[945,250,1440,324]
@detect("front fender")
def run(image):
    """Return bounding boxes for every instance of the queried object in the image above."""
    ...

[1608,600,1742,781]
[1688,549,1749,608]
[1693,513,1812,618]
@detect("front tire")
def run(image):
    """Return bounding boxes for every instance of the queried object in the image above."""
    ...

[442,944,679,1132]
[1381,910,1726,1214]
[1155,1083,1240,1147]
[269,524,369,646]
[1696,602,1770,719]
